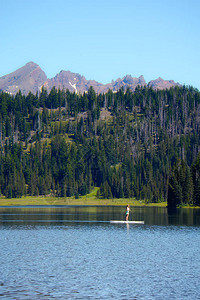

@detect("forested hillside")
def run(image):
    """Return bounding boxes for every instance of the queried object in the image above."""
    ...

[0,85,200,206]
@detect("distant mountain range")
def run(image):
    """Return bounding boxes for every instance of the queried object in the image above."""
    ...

[0,62,181,95]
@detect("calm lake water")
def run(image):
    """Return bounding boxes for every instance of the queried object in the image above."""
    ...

[0,206,200,299]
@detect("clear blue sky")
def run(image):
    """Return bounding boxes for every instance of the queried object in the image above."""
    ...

[1,0,200,89]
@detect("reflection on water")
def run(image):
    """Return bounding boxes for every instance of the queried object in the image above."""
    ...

[0,206,200,299]
[0,205,200,226]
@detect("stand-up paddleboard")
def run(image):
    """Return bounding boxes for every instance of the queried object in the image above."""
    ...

[110,220,144,224]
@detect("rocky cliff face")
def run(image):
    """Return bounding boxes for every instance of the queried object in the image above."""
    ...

[0,62,47,95]
[148,77,179,90]
[0,62,181,95]
[44,70,103,94]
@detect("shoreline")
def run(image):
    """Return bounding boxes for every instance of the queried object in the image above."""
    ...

[0,196,167,207]
[0,196,199,208]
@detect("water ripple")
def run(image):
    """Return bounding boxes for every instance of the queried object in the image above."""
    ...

[0,207,200,299]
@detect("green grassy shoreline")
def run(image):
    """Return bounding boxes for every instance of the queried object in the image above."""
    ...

[0,195,167,207]
[0,187,169,207]
[1,196,199,208]
[1,188,198,208]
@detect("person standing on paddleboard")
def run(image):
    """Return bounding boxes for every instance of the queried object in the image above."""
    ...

[126,205,130,221]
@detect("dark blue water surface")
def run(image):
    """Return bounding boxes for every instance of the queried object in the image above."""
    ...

[0,206,200,299]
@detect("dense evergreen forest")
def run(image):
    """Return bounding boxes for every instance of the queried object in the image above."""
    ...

[0,84,200,207]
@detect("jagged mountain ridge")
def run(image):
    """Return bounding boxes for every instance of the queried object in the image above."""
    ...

[0,62,180,95]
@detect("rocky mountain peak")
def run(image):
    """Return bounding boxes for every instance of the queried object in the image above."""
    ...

[0,61,47,95]
[148,77,180,90]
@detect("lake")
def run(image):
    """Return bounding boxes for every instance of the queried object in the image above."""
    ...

[0,206,200,299]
